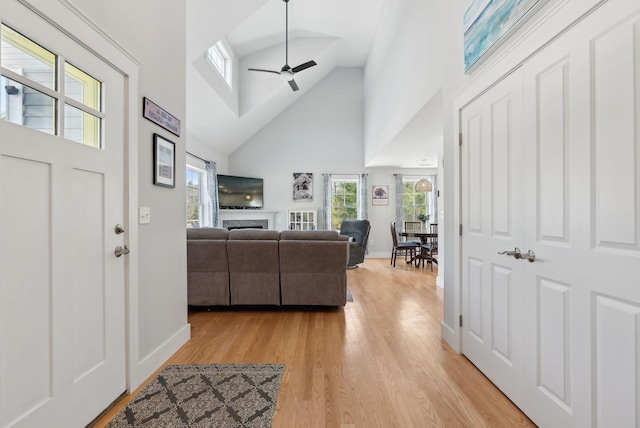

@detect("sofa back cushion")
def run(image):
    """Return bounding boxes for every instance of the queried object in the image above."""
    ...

[228,229,280,240]
[186,231,230,306]
[227,229,280,305]
[279,230,340,241]
[187,227,229,240]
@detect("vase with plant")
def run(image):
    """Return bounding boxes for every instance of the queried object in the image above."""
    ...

[417,213,429,230]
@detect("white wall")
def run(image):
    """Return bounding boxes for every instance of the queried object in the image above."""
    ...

[71,0,190,384]
[363,0,447,166]
[228,67,437,256]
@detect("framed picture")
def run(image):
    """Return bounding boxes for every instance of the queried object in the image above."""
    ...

[293,172,313,201]
[372,185,389,206]
[153,133,175,188]
[464,0,549,72]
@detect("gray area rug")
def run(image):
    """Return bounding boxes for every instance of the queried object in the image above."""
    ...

[346,287,353,302]
[107,363,284,427]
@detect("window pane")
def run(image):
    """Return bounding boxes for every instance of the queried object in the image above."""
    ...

[1,25,56,90]
[1,75,55,134]
[65,62,101,111]
[64,103,101,148]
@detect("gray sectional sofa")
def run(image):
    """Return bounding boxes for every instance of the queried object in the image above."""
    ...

[187,228,349,307]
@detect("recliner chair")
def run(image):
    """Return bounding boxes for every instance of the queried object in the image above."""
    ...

[339,219,371,268]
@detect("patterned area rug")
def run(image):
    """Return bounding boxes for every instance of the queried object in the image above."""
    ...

[107,364,284,427]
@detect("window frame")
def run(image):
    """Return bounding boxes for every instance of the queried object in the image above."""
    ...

[185,165,209,228]
[402,175,437,225]
[206,40,232,88]
[1,24,105,147]
[330,175,359,231]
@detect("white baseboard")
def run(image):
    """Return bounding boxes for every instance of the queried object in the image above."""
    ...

[441,321,460,353]
[136,323,191,388]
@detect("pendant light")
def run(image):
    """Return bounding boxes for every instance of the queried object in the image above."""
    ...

[414,178,432,193]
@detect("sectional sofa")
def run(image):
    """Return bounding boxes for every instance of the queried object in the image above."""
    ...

[186,228,349,307]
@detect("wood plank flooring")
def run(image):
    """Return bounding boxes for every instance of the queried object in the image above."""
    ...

[91,258,535,427]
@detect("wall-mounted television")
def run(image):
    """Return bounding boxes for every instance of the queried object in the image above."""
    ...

[217,174,264,209]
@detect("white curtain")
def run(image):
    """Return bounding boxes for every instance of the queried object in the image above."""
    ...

[394,173,403,230]
[322,173,332,230]
[205,161,220,227]
[358,173,368,220]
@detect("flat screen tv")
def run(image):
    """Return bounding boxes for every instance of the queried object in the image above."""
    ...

[217,174,264,209]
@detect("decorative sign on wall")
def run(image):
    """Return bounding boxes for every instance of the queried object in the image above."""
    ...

[293,173,313,201]
[464,0,549,73]
[143,97,181,137]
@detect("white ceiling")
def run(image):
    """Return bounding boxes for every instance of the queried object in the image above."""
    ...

[186,0,442,168]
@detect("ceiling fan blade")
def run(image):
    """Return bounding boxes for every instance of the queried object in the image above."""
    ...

[248,68,280,75]
[288,79,299,91]
[291,60,317,73]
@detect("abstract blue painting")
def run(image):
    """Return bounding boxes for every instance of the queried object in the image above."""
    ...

[464,0,546,72]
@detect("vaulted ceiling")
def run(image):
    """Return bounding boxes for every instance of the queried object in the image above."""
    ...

[186,0,441,168]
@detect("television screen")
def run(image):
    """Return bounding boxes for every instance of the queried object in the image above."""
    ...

[217,174,264,209]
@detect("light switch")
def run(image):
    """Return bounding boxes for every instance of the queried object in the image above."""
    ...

[139,207,151,224]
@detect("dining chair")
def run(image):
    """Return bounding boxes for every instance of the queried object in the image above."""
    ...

[403,221,423,243]
[419,223,438,270]
[390,222,420,267]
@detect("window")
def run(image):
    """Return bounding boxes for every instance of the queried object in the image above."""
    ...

[206,40,232,87]
[402,176,436,224]
[186,166,205,228]
[0,25,103,147]
[331,176,359,230]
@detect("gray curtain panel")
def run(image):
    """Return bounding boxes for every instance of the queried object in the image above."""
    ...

[322,173,332,230]
[206,161,220,227]
[394,173,403,230]
[358,173,368,220]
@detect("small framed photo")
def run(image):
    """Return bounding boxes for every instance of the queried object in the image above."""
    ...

[153,133,175,188]
[372,185,389,206]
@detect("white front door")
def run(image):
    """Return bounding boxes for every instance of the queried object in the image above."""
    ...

[460,0,640,426]
[0,3,126,427]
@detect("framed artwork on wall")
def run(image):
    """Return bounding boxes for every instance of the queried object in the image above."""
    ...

[153,133,175,188]
[372,185,389,206]
[293,172,313,201]
[464,0,549,72]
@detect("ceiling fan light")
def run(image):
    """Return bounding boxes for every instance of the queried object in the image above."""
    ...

[280,72,294,82]
[415,179,433,193]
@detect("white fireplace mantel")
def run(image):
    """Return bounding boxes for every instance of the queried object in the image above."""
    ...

[219,210,279,230]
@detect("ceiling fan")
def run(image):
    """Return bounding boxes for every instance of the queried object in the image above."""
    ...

[248,0,317,92]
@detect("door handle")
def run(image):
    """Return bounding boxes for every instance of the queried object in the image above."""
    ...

[114,245,130,257]
[115,224,125,234]
[519,249,536,263]
[498,247,521,259]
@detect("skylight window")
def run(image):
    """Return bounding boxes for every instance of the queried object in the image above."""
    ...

[206,41,232,87]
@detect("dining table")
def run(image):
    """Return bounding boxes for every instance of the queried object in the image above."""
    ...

[400,231,438,266]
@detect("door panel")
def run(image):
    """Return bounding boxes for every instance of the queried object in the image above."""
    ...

[461,70,524,405]
[0,2,126,426]
[461,1,640,427]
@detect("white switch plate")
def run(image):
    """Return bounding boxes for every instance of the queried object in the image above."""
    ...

[139,206,151,224]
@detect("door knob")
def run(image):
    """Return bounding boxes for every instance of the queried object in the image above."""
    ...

[114,245,130,257]
[497,247,521,259]
[520,249,536,263]
[115,224,125,234]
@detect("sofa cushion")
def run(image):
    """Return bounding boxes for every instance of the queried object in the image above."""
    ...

[279,230,340,241]
[187,227,229,240]
[228,229,280,240]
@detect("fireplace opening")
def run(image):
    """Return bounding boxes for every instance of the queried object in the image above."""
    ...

[222,219,269,230]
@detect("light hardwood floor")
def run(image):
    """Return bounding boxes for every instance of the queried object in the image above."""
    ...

[92,258,534,427]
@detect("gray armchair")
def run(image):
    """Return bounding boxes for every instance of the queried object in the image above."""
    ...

[339,219,371,267]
